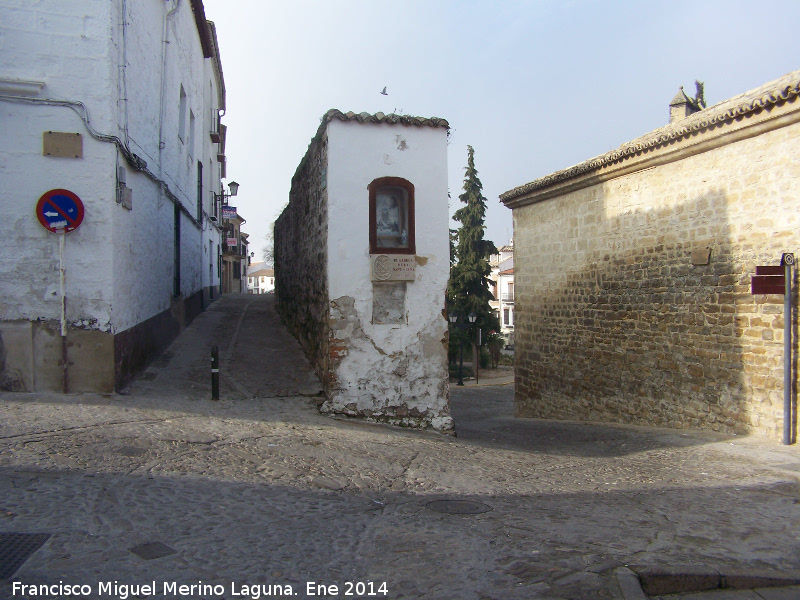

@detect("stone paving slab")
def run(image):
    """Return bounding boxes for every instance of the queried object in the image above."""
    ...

[651,586,800,600]
[0,294,799,600]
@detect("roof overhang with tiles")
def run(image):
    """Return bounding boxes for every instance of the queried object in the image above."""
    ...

[292,109,450,184]
[501,69,800,210]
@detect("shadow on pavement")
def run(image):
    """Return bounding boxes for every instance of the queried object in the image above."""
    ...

[1,459,798,600]
[450,384,735,458]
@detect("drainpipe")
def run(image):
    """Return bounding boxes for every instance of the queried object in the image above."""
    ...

[784,253,794,445]
[158,0,181,203]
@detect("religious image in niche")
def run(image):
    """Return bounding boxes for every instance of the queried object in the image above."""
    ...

[376,191,400,241]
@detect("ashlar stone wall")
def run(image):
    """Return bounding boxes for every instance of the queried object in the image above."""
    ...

[501,71,800,440]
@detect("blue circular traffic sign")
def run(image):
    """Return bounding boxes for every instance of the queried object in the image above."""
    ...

[36,189,85,233]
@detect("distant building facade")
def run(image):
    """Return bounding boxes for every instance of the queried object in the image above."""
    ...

[489,242,515,347]
[0,0,229,392]
[222,210,248,293]
[275,110,453,433]
[501,70,800,440]
[247,263,275,294]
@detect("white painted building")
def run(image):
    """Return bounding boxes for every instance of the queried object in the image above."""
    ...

[0,0,229,393]
[489,243,515,347]
[247,263,275,294]
[275,110,453,433]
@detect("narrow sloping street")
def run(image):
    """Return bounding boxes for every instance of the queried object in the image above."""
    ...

[127,294,323,402]
[1,294,799,600]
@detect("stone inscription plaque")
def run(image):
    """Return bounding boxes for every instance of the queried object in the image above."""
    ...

[371,254,416,281]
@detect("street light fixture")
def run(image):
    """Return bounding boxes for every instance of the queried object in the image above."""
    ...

[211,181,241,223]
[449,311,477,386]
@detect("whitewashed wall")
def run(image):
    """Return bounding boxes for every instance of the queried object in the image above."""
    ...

[0,0,117,330]
[0,0,225,390]
[325,119,452,431]
[110,0,223,331]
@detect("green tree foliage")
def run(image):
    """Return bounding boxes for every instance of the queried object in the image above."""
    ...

[448,146,500,350]
[694,80,706,109]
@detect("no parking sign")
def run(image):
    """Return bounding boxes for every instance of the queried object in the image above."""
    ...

[35,189,84,233]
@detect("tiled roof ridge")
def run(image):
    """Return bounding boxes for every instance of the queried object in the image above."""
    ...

[293,109,449,183]
[322,108,450,129]
[501,69,800,202]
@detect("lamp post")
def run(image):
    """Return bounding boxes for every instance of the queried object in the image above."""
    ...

[449,311,476,386]
[213,180,239,221]
[214,182,240,295]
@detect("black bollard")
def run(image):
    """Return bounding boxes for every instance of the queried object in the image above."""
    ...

[211,345,219,400]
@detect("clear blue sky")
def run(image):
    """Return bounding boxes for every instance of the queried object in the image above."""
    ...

[201,0,800,260]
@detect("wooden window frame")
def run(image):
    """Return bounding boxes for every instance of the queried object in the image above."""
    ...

[369,177,415,255]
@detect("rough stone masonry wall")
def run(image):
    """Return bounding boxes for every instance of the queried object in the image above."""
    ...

[274,132,330,386]
[513,118,800,439]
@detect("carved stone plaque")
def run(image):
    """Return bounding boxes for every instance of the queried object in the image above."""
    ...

[371,254,416,281]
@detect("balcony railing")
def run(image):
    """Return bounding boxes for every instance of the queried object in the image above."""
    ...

[502,293,514,302]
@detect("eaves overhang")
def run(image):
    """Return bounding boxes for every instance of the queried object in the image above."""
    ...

[292,109,450,184]
[501,69,800,210]
[190,0,214,58]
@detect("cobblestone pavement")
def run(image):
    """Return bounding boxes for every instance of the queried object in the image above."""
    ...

[1,294,800,600]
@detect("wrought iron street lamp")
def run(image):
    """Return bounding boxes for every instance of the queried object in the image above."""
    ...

[449,311,476,386]
[211,181,240,222]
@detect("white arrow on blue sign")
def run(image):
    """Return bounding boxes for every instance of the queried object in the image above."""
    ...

[35,189,85,233]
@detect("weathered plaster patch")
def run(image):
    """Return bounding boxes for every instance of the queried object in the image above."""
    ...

[372,283,406,324]
[395,135,408,151]
[324,294,453,434]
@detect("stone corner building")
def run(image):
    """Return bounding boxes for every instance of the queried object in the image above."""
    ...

[501,69,800,441]
[274,109,453,433]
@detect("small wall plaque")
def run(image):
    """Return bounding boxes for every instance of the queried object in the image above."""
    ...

[43,131,82,158]
[371,254,416,281]
[119,185,133,210]
[691,247,711,266]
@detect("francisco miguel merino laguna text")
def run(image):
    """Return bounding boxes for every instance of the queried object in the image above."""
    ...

[12,581,294,598]
[12,579,389,598]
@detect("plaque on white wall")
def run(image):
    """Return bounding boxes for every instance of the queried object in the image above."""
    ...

[43,131,82,158]
[371,254,416,281]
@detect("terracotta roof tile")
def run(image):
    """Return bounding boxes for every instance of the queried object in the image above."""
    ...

[323,109,449,129]
[248,268,274,278]
[293,109,450,183]
[501,69,800,203]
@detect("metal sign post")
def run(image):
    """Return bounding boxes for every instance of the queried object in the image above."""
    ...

[211,345,220,400]
[35,190,85,393]
[751,254,794,445]
[783,253,794,445]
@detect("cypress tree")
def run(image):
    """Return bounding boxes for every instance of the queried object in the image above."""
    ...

[448,146,499,364]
